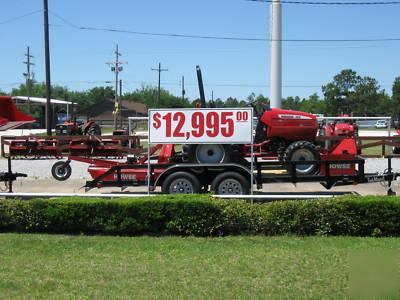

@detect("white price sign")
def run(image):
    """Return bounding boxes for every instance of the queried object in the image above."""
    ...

[149,108,253,144]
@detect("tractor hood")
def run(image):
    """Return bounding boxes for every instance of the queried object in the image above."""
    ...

[260,108,318,140]
[0,96,36,130]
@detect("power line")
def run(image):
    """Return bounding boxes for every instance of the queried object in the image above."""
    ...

[48,10,79,28]
[0,9,42,25]
[0,0,25,7]
[248,0,400,4]
[48,11,400,43]
[0,80,393,90]
[80,26,267,41]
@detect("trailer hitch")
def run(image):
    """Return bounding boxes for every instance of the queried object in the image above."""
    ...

[0,157,27,193]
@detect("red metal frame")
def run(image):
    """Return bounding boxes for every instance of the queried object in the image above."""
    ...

[0,96,35,130]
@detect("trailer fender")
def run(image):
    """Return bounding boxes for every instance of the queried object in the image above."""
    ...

[154,163,254,187]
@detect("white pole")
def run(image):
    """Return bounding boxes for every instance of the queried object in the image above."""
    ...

[147,144,151,195]
[270,0,282,109]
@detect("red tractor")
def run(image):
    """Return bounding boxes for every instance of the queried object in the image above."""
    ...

[182,107,322,175]
[55,119,101,136]
[319,115,361,154]
[180,66,324,174]
[319,115,358,139]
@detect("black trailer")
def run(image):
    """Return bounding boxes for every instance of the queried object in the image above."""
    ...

[83,156,398,196]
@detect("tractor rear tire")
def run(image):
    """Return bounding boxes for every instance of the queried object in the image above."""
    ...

[161,171,201,194]
[282,141,320,175]
[51,161,72,181]
[182,144,233,164]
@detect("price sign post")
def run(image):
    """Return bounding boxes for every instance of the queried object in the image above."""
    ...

[148,108,254,194]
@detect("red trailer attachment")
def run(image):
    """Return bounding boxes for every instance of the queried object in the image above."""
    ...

[0,96,35,130]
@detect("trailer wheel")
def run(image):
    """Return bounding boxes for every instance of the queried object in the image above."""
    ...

[51,161,72,181]
[162,171,201,194]
[182,144,233,163]
[282,141,320,175]
[211,172,249,195]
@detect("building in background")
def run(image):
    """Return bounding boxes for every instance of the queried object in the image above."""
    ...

[78,99,147,127]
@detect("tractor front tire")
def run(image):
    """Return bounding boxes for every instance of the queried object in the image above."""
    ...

[282,141,320,175]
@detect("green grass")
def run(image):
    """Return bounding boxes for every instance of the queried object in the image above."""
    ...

[360,140,393,156]
[0,234,399,299]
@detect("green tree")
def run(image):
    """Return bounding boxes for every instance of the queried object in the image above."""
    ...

[80,86,115,111]
[299,93,326,114]
[213,98,224,108]
[254,94,270,113]
[322,69,387,116]
[282,96,301,111]
[123,85,191,109]
[391,77,400,118]
[246,92,256,104]
[225,97,240,107]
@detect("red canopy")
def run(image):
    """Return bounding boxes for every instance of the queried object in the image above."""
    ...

[0,96,35,130]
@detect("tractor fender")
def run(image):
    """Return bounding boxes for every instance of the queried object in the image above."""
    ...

[154,163,254,187]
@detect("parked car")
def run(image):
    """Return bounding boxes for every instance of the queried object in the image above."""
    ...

[375,120,388,128]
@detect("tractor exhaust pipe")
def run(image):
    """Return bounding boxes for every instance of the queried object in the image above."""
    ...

[196,65,206,108]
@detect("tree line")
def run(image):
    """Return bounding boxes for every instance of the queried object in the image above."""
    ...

[1,69,399,119]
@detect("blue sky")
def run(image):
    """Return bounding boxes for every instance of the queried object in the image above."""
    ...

[1,0,399,102]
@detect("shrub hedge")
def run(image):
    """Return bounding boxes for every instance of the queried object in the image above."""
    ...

[1,195,400,236]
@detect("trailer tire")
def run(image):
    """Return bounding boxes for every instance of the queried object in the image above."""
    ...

[282,141,320,175]
[51,161,72,181]
[211,172,249,195]
[182,144,233,163]
[162,171,201,194]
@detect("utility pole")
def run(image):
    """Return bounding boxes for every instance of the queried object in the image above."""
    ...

[181,76,185,101]
[106,44,127,129]
[269,0,282,109]
[151,62,168,108]
[23,46,34,113]
[119,79,123,128]
[43,0,52,135]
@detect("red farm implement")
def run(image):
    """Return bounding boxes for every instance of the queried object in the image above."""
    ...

[0,96,35,130]
[1,135,145,159]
